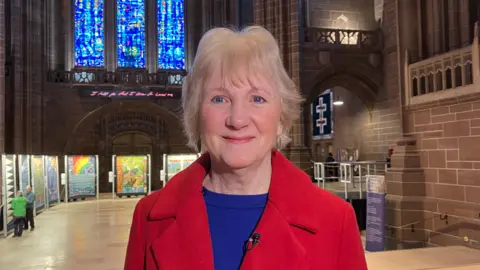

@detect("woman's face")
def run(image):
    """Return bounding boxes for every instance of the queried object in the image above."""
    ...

[200,68,282,170]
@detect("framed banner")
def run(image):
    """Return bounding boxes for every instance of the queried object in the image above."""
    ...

[18,155,31,192]
[163,154,199,183]
[45,156,61,207]
[1,155,17,237]
[112,155,151,197]
[65,155,99,201]
[31,155,46,214]
[365,175,386,252]
[311,89,334,140]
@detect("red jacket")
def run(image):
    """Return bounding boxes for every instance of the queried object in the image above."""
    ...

[125,150,367,270]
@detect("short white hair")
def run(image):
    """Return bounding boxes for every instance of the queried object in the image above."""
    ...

[182,26,303,151]
[17,191,24,197]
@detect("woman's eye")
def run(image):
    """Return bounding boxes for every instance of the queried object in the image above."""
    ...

[211,96,226,103]
[252,96,266,103]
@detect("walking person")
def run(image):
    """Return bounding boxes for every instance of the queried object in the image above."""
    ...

[24,185,35,231]
[12,191,27,237]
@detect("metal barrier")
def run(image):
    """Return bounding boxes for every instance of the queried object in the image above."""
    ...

[312,161,388,199]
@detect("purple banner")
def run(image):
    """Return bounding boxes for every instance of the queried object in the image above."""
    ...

[366,175,386,252]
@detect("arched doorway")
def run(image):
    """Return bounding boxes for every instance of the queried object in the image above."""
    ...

[64,101,193,192]
[112,132,153,155]
[304,67,383,162]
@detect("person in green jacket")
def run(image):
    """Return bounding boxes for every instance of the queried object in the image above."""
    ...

[12,191,27,237]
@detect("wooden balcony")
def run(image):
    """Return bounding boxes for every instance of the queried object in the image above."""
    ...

[303,27,383,52]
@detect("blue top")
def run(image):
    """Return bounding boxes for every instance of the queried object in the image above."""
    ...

[25,191,35,209]
[203,187,268,270]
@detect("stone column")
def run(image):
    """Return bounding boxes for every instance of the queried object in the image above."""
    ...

[25,0,45,153]
[0,0,5,154]
[432,0,442,54]
[426,0,435,57]
[254,0,311,169]
[385,136,433,249]
[459,0,470,47]
[10,0,26,153]
[105,0,116,71]
[147,0,157,73]
[447,0,459,50]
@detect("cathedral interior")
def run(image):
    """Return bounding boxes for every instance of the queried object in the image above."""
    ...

[1,0,480,269]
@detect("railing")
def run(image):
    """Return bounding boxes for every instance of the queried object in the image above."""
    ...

[313,161,388,199]
[386,210,480,249]
[47,68,187,89]
[405,22,480,106]
[303,27,382,51]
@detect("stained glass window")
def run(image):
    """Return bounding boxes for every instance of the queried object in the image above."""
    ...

[117,0,146,68]
[157,0,185,70]
[74,0,105,67]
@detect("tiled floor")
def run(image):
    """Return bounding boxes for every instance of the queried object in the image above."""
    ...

[0,198,138,270]
[1,198,480,270]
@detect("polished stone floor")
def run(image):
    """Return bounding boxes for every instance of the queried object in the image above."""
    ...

[0,198,138,270]
[1,197,480,270]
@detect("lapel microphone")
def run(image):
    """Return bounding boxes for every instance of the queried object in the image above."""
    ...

[245,232,261,251]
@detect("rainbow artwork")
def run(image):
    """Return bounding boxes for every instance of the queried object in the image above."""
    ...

[115,155,147,194]
[67,156,97,199]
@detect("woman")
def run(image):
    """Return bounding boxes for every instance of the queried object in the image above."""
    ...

[125,26,367,270]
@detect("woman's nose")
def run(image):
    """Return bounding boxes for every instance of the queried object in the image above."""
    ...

[226,102,250,130]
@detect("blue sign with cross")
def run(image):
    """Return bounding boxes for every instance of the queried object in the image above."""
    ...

[311,89,333,140]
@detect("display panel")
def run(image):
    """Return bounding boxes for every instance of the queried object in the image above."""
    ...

[32,156,45,210]
[157,0,185,69]
[166,154,197,180]
[117,0,146,68]
[18,155,30,192]
[2,155,16,236]
[74,0,105,67]
[67,156,97,199]
[46,156,59,204]
[115,156,148,194]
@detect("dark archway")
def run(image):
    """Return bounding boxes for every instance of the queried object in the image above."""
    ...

[303,63,382,160]
[305,63,383,107]
[64,101,183,154]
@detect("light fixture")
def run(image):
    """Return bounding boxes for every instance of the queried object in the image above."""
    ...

[333,100,344,106]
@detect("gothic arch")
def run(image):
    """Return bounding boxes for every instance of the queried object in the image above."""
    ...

[305,63,382,107]
[64,101,183,154]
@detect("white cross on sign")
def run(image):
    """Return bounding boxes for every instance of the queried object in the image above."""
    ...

[316,97,327,134]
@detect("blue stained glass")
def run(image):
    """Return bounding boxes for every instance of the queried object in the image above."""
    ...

[157,0,185,70]
[74,0,105,67]
[117,0,146,68]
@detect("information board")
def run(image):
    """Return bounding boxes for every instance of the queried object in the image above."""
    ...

[365,175,386,252]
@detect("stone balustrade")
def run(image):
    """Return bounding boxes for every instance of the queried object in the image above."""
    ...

[47,68,186,90]
[405,22,480,107]
[303,27,382,52]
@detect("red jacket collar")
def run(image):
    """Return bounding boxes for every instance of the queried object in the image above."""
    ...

[148,150,320,233]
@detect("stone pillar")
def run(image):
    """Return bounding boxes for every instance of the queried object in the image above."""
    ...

[426,0,434,57]
[432,0,442,54]
[105,0,116,71]
[385,136,433,249]
[459,0,470,47]
[10,0,26,153]
[398,0,419,133]
[147,0,157,73]
[447,0,459,50]
[26,0,45,153]
[0,0,5,196]
[254,0,311,169]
